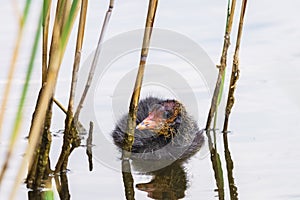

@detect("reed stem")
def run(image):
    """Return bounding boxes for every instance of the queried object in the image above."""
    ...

[0,0,32,141]
[223,0,248,133]
[26,0,53,189]
[67,0,88,124]
[9,0,80,198]
[0,2,40,189]
[74,0,114,122]
[205,0,237,130]
[42,0,52,83]
[53,97,68,114]
[28,101,53,189]
[123,0,158,157]
[55,0,89,173]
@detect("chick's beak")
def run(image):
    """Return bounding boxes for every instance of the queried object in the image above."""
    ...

[136,116,158,130]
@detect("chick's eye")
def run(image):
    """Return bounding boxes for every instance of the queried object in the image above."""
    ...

[163,111,171,119]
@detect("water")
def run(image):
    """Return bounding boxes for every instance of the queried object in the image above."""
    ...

[1,0,300,199]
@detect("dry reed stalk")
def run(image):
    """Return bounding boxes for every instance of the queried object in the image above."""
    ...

[54,1,115,171]
[10,58,59,200]
[53,97,68,114]
[59,0,72,33]
[9,0,81,198]
[55,0,89,173]
[42,0,52,83]
[223,0,248,132]
[205,0,237,130]
[29,101,53,189]
[12,0,22,21]
[221,1,248,197]
[26,0,60,185]
[67,0,88,125]
[0,2,42,188]
[123,0,158,157]
[0,0,32,141]
[74,0,115,122]
[26,0,53,188]
[121,3,158,199]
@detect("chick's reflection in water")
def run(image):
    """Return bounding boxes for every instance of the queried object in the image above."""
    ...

[136,162,187,200]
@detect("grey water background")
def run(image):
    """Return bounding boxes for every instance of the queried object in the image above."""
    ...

[0,0,300,199]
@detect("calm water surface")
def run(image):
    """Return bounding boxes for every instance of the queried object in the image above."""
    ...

[0,0,300,199]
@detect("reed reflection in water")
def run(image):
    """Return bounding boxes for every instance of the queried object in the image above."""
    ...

[27,172,71,200]
[27,121,94,200]
[122,159,188,200]
[121,129,238,200]
[206,130,238,200]
[25,119,238,200]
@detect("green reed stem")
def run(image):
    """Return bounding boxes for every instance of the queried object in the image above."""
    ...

[0,5,41,189]
[20,0,32,27]
[10,0,80,197]
[0,0,32,141]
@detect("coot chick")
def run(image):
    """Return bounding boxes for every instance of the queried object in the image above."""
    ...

[112,96,204,162]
